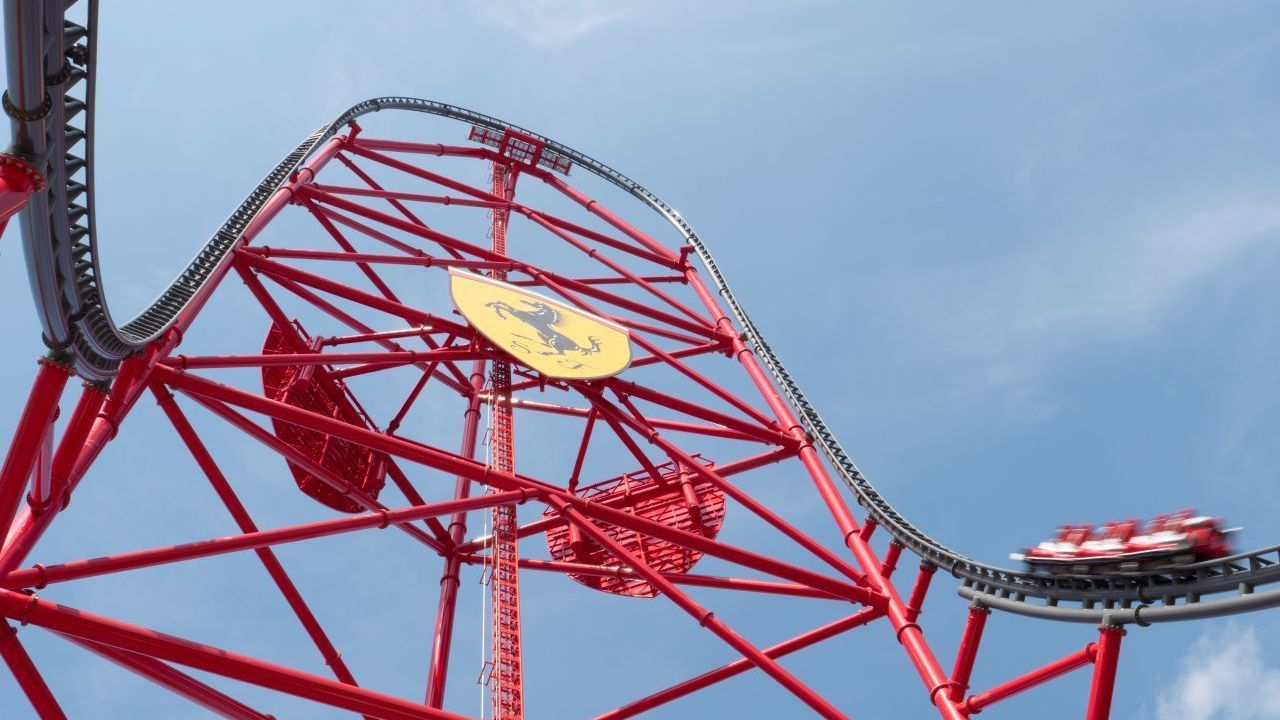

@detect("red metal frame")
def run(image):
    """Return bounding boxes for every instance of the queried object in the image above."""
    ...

[0,125,1131,719]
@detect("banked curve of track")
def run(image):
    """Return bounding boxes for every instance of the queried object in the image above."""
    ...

[5,2,1278,625]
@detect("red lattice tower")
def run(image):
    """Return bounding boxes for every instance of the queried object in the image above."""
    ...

[0,105,1160,720]
[486,157,524,720]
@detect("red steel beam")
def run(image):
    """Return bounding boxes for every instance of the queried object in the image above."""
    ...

[251,270,470,394]
[0,136,350,578]
[2,491,531,590]
[473,556,845,600]
[585,391,870,588]
[593,608,885,720]
[165,348,484,370]
[181,391,448,553]
[682,255,972,719]
[64,634,270,720]
[455,446,795,554]
[425,360,487,708]
[151,365,867,603]
[0,621,66,719]
[960,642,1097,715]
[549,496,850,720]
[243,245,514,272]
[151,384,366,695]
[0,589,475,720]
[506,397,764,443]
[949,603,990,703]
[1085,625,1124,720]
[0,359,71,534]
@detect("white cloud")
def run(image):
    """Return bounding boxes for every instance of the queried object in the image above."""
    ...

[1156,626,1280,720]
[973,194,1280,356]
[943,192,1280,421]
[480,0,639,49]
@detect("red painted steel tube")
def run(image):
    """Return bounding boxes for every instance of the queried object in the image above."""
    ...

[470,556,845,600]
[32,384,106,519]
[456,446,794,553]
[960,643,1097,715]
[311,177,678,270]
[425,361,487,708]
[682,265,967,719]
[152,366,861,601]
[165,348,483,370]
[302,195,404,303]
[301,186,508,265]
[244,245,512,271]
[0,589,475,720]
[180,392,448,553]
[1085,625,1125,720]
[880,541,904,578]
[330,152,467,264]
[255,271,469,393]
[345,137,493,158]
[0,359,71,533]
[0,621,66,719]
[0,355,149,574]
[511,274,686,287]
[526,264,715,340]
[593,608,885,720]
[0,136,349,578]
[312,183,504,210]
[151,385,365,693]
[605,379,790,446]
[64,634,271,720]
[508,397,763,443]
[238,250,472,337]
[905,562,937,623]
[585,392,871,589]
[549,497,851,720]
[2,491,529,590]
[536,171,680,262]
[304,188,712,347]
[520,210,713,327]
[23,421,52,513]
[949,604,990,702]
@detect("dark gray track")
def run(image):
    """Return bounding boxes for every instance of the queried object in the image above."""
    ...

[4,0,1277,624]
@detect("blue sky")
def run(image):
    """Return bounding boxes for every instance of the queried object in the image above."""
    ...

[2,2,1280,718]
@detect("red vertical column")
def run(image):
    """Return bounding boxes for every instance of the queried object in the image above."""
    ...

[487,162,524,720]
[0,359,72,534]
[425,359,486,707]
[1085,623,1124,720]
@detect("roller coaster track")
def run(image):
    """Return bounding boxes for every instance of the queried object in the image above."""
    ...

[4,0,1278,630]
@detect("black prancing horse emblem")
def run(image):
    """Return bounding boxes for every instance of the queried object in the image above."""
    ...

[485,300,603,359]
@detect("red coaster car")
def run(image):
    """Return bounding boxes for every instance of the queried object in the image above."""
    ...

[1013,510,1237,576]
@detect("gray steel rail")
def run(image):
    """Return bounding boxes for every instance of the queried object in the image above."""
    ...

[4,0,1277,624]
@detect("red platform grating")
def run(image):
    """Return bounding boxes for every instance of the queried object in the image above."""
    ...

[544,457,726,598]
[260,321,387,512]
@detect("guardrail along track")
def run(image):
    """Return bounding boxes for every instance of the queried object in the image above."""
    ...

[4,0,1277,623]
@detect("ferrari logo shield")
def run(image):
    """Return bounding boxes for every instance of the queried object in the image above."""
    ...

[450,270,632,379]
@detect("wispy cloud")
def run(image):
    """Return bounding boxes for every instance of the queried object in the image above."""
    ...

[973,194,1280,354]
[947,191,1280,419]
[1155,625,1280,720]
[480,0,639,49]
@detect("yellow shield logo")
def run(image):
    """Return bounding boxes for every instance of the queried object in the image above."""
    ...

[450,270,632,380]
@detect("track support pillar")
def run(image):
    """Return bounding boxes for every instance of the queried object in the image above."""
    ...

[0,358,71,534]
[1085,623,1124,720]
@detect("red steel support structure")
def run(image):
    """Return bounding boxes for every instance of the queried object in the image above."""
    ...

[0,112,1151,720]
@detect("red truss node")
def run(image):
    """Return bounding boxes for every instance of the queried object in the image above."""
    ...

[544,455,726,597]
[261,320,388,512]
